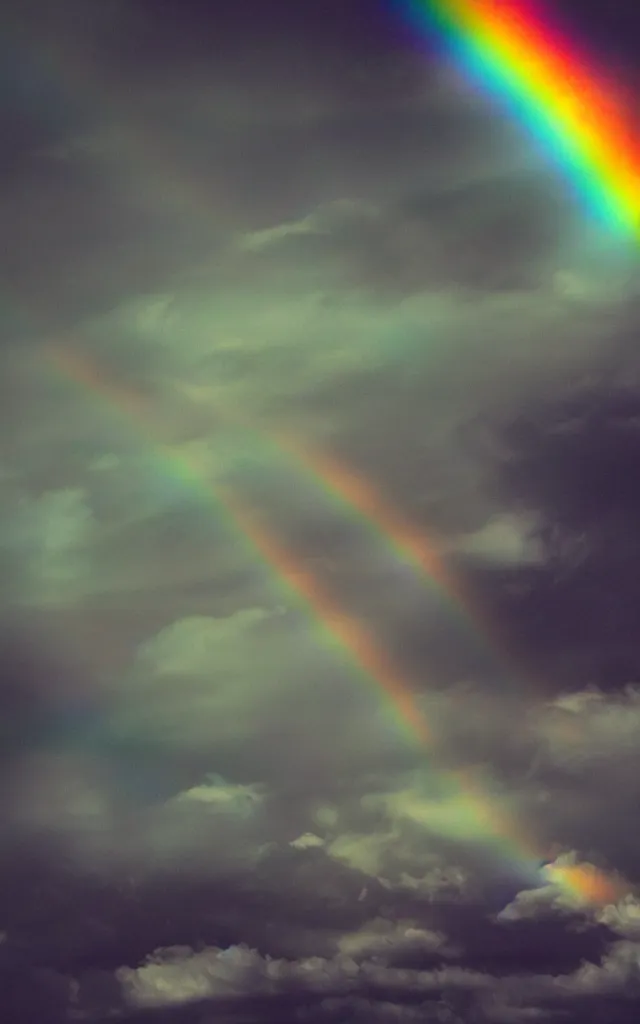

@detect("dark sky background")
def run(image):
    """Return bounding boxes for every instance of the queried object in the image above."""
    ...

[2,1,640,1022]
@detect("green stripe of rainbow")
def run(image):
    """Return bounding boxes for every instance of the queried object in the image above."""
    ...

[175,381,518,680]
[405,0,640,233]
[47,344,626,906]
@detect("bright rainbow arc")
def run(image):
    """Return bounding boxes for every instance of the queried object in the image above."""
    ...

[47,345,626,906]
[405,0,640,234]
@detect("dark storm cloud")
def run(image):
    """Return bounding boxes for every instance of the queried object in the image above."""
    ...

[3,3,640,1022]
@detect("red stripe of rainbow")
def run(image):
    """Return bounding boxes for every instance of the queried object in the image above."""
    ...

[46,345,626,906]
[405,0,640,232]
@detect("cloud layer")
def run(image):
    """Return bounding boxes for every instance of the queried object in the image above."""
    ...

[2,4,640,1020]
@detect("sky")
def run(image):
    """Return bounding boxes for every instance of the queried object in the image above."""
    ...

[1,1,640,1022]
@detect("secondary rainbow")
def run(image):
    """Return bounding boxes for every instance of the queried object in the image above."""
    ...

[176,381,531,689]
[47,345,625,905]
[404,0,640,233]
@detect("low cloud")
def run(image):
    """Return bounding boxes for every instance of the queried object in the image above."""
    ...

[114,915,640,1017]
[336,917,458,960]
[598,896,640,941]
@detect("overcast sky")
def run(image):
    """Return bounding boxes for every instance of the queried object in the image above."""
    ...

[1,2,640,1022]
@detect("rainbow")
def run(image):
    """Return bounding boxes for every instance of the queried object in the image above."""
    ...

[46,345,626,906]
[48,346,432,751]
[175,381,523,685]
[404,0,640,233]
[8,0,632,904]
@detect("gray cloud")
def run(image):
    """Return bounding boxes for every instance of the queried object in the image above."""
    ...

[2,9,640,1019]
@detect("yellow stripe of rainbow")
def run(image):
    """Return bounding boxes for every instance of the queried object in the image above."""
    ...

[47,344,627,906]
[406,0,640,232]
